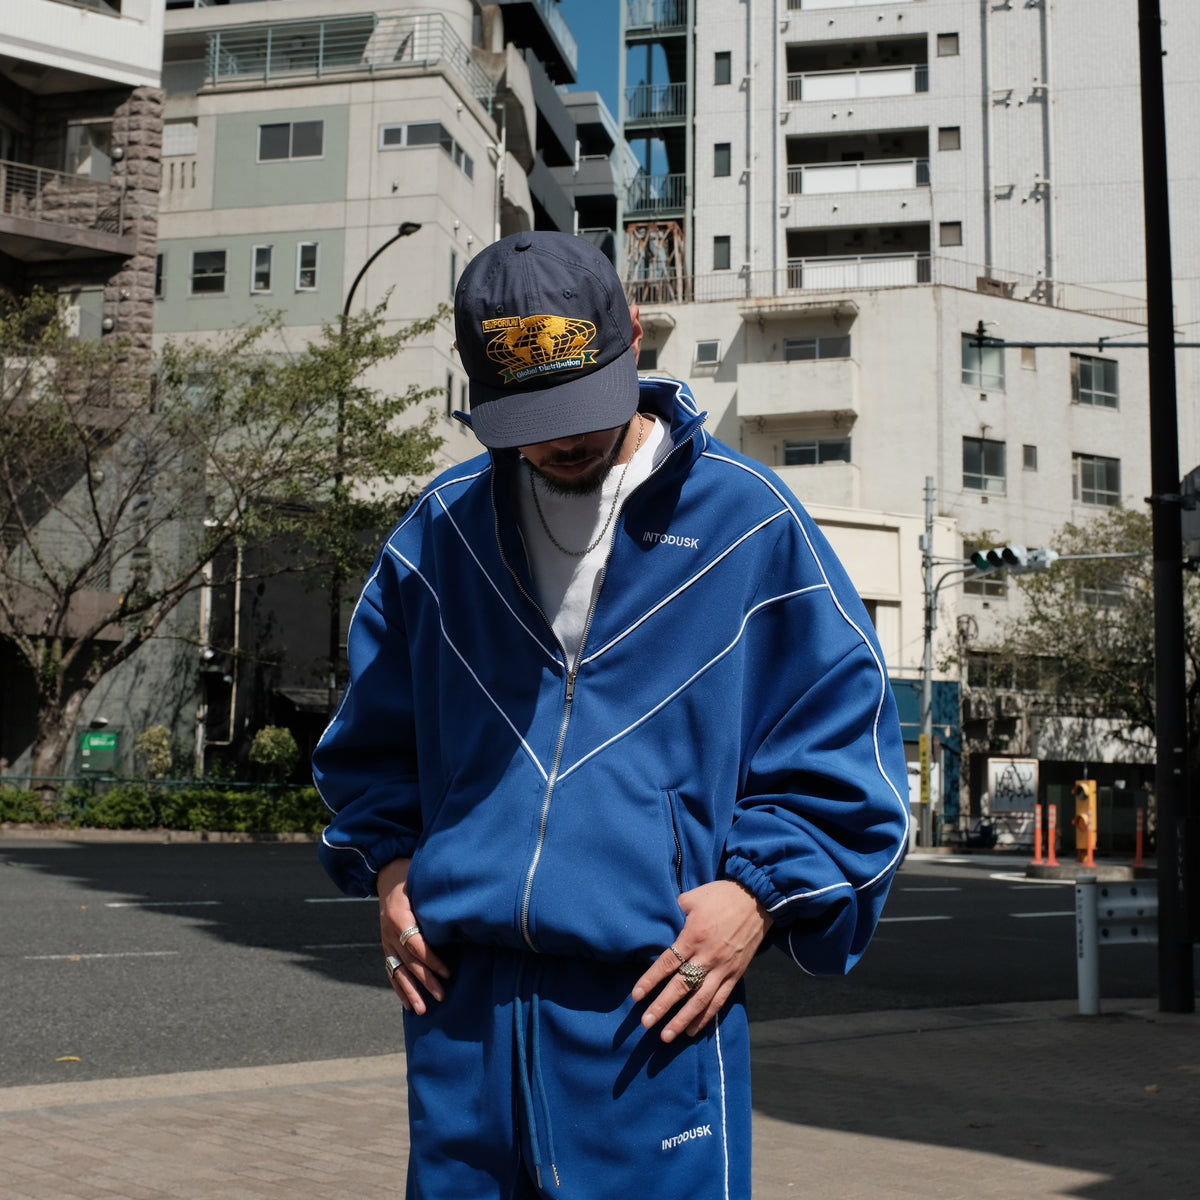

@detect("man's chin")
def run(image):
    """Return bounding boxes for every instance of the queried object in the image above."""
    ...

[534,462,607,496]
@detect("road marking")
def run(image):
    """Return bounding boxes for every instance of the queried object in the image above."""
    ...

[878,915,952,923]
[990,872,1074,886]
[304,897,375,903]
[105,900,221,908]
[300,941,378,951]
[900,887,961,892]
[25,951,181,961]
[1011,911,1074,919]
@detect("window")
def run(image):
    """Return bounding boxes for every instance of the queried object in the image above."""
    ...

[380,122,474,177]
[251,245,273,293]
[937,33,960,57]
[695,340,721,365]
[296,242,319,291]
[963,436,1006,493]
[939,221,963,247]
[783,335,851,361]
[962,333,1005,390]
[1023,444,1038,471]
[714,51,732,86]
[639,347,659,370]
[1021,346,1037,370]
[450,249,457,299]
[154,253,165,300]
[938,126,961,151]
[446,372,454,419]
[1071,354,1119,408]
[190,249,226,295]
[713,236,731,271]
[714,142,731,177]
[1073,453,1121,507]
[258,120,324,162]
[783,438,851,467]
[1079,580,1125,609]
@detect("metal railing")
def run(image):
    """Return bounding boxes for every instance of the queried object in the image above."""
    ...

[625,172,687,216]
[0,159,125,237]
[205,13,495,112]
[787,157,930,195]
[625,82,688,122]
[788,0,919,9]
[787,63,928,102]
[626,0,689,32]
[504,0,578,77]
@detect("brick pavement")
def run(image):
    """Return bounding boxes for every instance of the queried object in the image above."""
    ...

[1,1002,1197,1200]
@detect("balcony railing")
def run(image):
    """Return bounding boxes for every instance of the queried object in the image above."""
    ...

[787,0,918,10]
[626,0,689,32]
[625,172,686,216]
[205,13,495,112]
[625,82,688,122]
[787,157,929,195]
[787,63,928,102]
[0,159,125,237]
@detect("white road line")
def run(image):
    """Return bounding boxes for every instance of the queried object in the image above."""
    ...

[25,951,181,961]
[304,897,374,903]
[1011,911,1074,919]
[879,914,952,923]
[900,887,961,893]
[105,900,221,908]
[300,941,378,951]
[990,872,1074,886]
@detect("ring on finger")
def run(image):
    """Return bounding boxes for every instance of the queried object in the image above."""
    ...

[677,960,706,992]
[384,954,403,981]
[667,944,686,965]
[398,924,421,947]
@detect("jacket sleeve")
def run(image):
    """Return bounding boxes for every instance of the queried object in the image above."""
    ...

[720,518,910,975]
[312,552,422,897]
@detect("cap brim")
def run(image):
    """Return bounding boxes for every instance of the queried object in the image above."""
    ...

[468,345,640,449]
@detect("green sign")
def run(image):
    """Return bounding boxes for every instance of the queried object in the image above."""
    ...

[80,729,119,774]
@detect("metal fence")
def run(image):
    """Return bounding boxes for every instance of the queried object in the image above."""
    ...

[0,159,125,236]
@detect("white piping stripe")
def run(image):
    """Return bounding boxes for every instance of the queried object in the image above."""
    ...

[767,879,853,912]
[580,509,790,665]
[702,453,910,890]
[431,489,559,665]
[388,547,548,782]
[558,586,823,781]
[319,830,376,871]
[715,1015,730,1200]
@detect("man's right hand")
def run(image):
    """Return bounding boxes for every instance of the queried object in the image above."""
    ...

[378,857,451,1014]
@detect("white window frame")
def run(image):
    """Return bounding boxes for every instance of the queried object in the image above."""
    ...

[189,249,227,297]
[962,333,1005,391]
[378,122,474,178]
[695,339,721,365]
[783,335,851,361]
[1071,353,1119,409]
[782,437,851,467]
[251,244,273,294]
[1073,453,1121,507]
[963,435,1006,494]
[296,242,319,292]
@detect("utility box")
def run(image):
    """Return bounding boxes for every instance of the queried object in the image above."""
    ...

[79,729,120,775]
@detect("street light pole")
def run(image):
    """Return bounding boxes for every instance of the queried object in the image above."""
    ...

[327,222,422,705]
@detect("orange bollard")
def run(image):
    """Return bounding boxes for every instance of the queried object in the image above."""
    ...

[1031,804,1044,865]
[1047,804,1059,867]
[1134,807,1144,868]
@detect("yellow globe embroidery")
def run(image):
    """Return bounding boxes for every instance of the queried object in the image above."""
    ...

[485,314,597,385]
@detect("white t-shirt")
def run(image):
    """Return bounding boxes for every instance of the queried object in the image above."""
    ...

[516,415,669,665]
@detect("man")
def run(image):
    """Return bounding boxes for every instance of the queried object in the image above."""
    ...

[314,231,908,1199]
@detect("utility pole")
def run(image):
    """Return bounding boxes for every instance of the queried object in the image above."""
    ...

[1137,0,1194,1012]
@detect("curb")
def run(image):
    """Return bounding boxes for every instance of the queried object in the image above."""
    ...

[0,825,319,844]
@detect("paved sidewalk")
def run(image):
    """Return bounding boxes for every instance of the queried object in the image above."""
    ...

[1,999,1196,1199]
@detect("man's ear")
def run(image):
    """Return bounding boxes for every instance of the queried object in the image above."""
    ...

[629,304,644,365]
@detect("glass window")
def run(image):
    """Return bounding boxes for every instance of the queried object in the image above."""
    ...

[291,120,323,158]
[695,340,721,365]
[963,436,1006,493]
[939,221,963,247]
[407,123,443,147]
[1071,354,1119,408]
[937,33,960,57]
[259,120,323,161]
[714,143,731,177]
[1023,444,1038,471]
[938,126,961,151]
[783,439,851,467]
[190,249,226,295]
[639,347,659,370]
[783,335,851,361]
[252,245,273,293]
[296,242,319,291]
[258,123,291,161]
[154,253,165,300]
[1073,453,1121,506]
[714,51,732,86]
[962,333,1005,390]
[379,125,405,147]
[713,236,731,271]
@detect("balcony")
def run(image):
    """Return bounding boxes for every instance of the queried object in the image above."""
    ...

[626,0,689,34]
[774,461,861,508]
[624,82,687,126]
[736,358,859,422]
[788,252,930,290]
[787,157,929,195]
[787,63,928,103]
[0,160,133,262]
[494,0,578,85]
[204,13,495,113]
[625,172,686,218]
[787,0,918,9]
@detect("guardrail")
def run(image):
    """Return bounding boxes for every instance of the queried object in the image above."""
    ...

[787,157,930,195]
[0,159,125,237]
[787,63,928,102]
[1075,874,1157,1014]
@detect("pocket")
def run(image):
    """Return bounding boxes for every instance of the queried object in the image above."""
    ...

[660,789,685,894]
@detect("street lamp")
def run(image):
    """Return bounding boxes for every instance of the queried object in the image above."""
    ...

[328,221,423,705]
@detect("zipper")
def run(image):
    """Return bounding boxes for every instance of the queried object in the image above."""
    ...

[492,417,704,952]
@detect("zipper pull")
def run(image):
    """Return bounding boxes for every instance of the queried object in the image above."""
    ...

[565,671,576,703]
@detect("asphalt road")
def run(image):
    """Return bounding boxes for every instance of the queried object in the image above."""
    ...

[0,840,1170,1088]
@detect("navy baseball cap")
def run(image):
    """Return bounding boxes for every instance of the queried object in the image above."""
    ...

[454,231,638,449]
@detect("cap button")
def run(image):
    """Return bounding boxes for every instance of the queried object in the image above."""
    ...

[514,233,533,251]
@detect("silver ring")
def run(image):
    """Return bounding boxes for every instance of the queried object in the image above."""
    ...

[384,954,402,981]
[398,925,421,947]
[677,960,707,992]
[667,944,686,965]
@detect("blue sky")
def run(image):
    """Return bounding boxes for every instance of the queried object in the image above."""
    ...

[559,0,621,117]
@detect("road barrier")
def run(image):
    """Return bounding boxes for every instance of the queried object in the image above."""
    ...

[1075,874,1158,1014]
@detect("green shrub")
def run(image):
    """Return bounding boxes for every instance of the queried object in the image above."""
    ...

[134,726,174,779]
[249,726,300,784]
[77,785,155,830]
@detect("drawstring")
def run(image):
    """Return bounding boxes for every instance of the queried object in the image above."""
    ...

[513,958,560,1190]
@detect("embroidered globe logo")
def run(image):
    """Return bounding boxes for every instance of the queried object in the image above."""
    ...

[485,314,597,385]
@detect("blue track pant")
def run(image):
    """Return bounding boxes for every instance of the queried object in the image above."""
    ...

[402,946,752,1200]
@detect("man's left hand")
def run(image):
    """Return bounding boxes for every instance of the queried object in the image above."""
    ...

[632,880,773,1043]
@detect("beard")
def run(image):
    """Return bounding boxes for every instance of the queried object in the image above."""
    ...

[529,420,631,496]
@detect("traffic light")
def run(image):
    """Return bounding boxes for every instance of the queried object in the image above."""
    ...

[969,546,1059,575]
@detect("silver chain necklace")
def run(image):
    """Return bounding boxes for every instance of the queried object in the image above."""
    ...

[528,415,646,557]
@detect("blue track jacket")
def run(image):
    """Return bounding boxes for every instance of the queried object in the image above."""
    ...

[314,377,909,976]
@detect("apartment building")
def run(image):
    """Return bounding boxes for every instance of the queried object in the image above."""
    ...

[619,0,1200,837]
